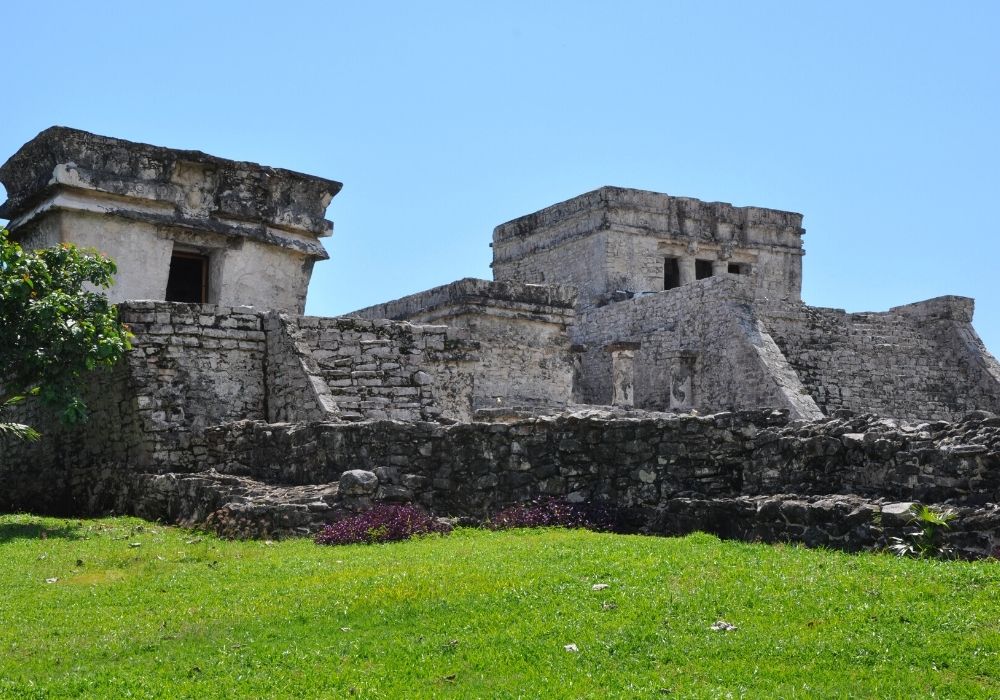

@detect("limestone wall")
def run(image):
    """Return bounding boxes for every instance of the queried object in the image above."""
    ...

[762,296,1000,421]
[270,314,471,422]
[115,302,268,471]
[492,229,611,303]
[0,301,484,510]
[0,301,268,510]
[263,313,338,423]
[349,278,577,411]
[185,409,1000,543]
[0,362,136,514]
[571,275,822,419]
[492,187,805,307]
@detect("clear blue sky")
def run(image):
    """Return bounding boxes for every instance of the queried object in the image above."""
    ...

[3,2,999,352]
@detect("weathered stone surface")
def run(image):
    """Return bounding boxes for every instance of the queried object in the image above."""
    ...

[491,186,805,307]
[0,127,342,312]
[349,278,578,415]
[3,131,1000,558]
[339,470,378,496]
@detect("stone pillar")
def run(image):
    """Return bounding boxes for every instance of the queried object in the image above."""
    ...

[606,342,640,407]
[678,256,697,286]
[668,353,697,411]
[712,260,728,276]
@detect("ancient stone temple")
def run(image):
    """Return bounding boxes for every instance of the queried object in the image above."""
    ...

[3,127,999,556]
[354,187,1000,422]
[490,186,805,305]
[0,127,341,313]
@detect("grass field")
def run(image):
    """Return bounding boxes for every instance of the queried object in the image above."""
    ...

[1,514,998,699]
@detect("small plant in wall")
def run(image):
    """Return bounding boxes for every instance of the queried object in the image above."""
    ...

[887,504,957,560]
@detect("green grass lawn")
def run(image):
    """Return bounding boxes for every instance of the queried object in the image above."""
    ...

[1,515,997,699]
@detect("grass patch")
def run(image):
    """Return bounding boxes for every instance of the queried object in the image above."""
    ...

[1,514,998,698]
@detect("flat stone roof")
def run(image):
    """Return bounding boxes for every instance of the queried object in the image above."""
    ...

[0,126,342,239]
[492,186,804,244]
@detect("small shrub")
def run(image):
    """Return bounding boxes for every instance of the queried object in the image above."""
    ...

[315,504,451,546]
[887,504,957,559]
[487,498,620,532]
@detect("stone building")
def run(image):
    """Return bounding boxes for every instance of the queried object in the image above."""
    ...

[0,127,341,313]
[354,186,1000,423]
[3,128,1000,553]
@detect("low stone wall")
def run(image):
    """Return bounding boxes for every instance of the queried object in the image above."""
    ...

[122,454,1000,558]
[6,397,1000,555]
[195,409,1000,514]
[647,495,1000,559]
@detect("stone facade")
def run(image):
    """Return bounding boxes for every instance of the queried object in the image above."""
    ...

[491,186,805,307]
[0,127,341,313]
[3,129,1000,556]
[349,278,578,412]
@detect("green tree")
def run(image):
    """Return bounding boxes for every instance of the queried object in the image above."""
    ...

[1,228,132,440]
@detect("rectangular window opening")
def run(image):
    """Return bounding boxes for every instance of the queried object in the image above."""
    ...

[165,251,208,303]
[664,257,681,290]
[695,259,714,280]
[728,263,744,275]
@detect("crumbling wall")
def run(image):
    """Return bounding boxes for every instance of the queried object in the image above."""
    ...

[116,302,268,471]
[263,312,338,422]
[0,362,137,514]
[572,276,822,419]
[271,315,465,422]
[762,296,1000,421]
[349,278,577,411]
[193,409,1000,512]
[493,230,610,303]
[0,301,268,509]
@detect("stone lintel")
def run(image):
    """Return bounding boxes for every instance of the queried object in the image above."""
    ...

[605,341,641,353]
[0,127,342,249]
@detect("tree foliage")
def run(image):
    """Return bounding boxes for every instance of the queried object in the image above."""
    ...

[0,228,132,437]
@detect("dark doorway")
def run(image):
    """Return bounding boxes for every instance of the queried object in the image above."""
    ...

[165,252,208,303]
[664,257,681,290]
[695,259,714,280]
[728,262,748,275]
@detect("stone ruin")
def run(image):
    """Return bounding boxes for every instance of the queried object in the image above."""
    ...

[3,127,1000,557]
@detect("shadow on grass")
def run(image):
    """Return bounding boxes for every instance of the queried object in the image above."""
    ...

[0,521,86,543]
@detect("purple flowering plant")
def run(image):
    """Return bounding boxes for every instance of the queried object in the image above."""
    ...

[315,503,452,546]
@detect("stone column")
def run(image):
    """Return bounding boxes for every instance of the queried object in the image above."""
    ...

[712,260,728,276]
[678,256,697,286]
[606,342,640,407]
[668,353,697,411]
